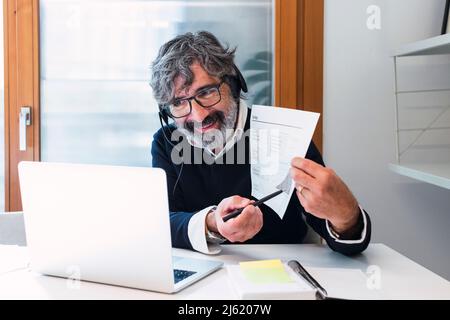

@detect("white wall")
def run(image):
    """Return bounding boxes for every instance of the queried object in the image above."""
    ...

[324,0,450,280]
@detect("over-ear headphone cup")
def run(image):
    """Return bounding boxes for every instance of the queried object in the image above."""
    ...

[233,64,248,93]
[159,108,169,125]
[224,64,248,99]
[224,76,241,99]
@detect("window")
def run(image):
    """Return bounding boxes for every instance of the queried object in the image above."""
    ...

[4,0,323,211]
[40,0,274,166]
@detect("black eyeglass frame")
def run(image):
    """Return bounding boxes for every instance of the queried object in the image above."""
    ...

[163,81,225,119]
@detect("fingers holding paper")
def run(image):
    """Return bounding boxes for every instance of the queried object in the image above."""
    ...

[290,157,360,234]
[207,196,263,243]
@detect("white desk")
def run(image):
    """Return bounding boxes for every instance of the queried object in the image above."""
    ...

[0,243,449,300]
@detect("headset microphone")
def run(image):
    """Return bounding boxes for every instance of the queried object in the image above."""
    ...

[158,109,176,148]
[158,108,183,195]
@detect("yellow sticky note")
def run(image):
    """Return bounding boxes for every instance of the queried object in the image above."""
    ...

[239,259,293,284]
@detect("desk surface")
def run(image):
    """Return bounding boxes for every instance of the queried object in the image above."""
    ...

[0,243,449,300]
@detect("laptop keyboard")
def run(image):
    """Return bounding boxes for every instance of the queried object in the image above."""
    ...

[173,269,197,284]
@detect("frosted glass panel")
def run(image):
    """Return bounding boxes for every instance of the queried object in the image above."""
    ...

[40,0,274,166]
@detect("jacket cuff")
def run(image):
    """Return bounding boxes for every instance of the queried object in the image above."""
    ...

[325,205,368,244]
[187,206,222,255]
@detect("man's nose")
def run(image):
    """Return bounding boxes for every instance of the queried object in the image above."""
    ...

[188,100,209,123]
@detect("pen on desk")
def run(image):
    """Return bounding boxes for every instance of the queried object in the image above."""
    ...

[287,260,329,300]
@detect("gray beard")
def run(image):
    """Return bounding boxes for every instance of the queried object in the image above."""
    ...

[178,100,239,151]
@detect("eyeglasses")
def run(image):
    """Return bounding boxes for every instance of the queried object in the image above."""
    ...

[165,81,224,119]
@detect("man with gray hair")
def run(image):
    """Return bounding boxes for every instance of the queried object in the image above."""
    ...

[151,31,371,255]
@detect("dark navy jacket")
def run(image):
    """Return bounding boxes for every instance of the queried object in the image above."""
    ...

[151,109,371,256]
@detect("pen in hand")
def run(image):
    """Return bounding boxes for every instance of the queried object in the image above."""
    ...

[223,173,293,223]
[222,189,283,222]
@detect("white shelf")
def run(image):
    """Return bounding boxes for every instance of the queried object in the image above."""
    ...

[393,33,450,57]
[389,163,450,189]
[391,34,450,190]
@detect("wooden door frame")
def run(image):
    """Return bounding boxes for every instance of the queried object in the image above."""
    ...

[275,0,324,153]
[3,0,323,212]
[4,0,40,212]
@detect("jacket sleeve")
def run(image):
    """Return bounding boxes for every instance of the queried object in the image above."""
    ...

[151,128,194,250]
[302,141,372,256]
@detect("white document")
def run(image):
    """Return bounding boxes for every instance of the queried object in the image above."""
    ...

[250,105,320,219]
[306,267,384,300]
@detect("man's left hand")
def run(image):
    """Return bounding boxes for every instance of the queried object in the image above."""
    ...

[290,157,360,234]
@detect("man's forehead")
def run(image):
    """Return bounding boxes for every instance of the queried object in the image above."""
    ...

[173,63,218,97]
[173,75,191,97]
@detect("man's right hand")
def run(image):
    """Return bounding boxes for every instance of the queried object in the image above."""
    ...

[206,196,263,243]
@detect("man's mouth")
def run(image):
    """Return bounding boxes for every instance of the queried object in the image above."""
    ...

[196,117,218,133]
[184,111,225,135]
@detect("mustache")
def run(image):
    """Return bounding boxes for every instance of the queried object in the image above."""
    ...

[184,111,226,133]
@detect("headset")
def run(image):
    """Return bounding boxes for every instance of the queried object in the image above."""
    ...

[158,63,248,147]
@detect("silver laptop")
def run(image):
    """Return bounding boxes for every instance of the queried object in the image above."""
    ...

[18,161,223,293]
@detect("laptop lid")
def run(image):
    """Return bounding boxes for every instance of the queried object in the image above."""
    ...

[18,161,176,293]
